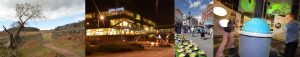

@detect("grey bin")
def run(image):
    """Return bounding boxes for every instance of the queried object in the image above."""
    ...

[239,18,273,57]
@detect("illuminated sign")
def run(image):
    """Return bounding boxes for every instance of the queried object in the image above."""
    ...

[108,7,125,13]
[240,0,255,13]
[267,2,291,15]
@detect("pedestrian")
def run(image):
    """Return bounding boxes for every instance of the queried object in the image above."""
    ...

[191,26,195,37]
[184,26,187,34]
[210,27,213,38]
[216,14,236,57]
[284,13,300,57]
[200,27,205,38]
[175,23,180,34]
[188,26,191,34]
[198,26,201,33]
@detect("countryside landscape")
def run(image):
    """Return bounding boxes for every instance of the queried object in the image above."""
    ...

[0,21,85,57]
[0,0,85,57]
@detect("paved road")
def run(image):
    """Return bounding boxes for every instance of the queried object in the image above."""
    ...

[183,33,214,57]
[87,47,174,57]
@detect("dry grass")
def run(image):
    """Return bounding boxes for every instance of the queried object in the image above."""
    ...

[18,40,57,57]
[0,30,85,57]
[50,34,85,57]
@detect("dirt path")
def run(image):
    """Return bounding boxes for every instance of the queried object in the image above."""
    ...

[43,44,80,57]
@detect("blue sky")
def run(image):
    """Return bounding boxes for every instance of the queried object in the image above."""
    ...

[0,0,84,31]
[175,0,212,20]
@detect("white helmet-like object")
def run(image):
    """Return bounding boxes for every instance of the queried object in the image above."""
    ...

[219,19,229,27]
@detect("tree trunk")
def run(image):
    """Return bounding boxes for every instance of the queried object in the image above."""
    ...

[10,35,19,57]
[10,26,23,57]
[3,29,16,57]
[4,25,24,57]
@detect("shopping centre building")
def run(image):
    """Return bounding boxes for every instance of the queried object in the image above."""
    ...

[85,7,173,45]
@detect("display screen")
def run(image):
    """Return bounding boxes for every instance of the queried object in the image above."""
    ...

[240,0,255,13]
[267,2,291,15]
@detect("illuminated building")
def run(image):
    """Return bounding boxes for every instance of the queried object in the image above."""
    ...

[86,7,156,36]
[86,7,173,44]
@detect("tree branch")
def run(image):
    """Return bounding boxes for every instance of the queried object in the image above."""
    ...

[23,11,37,23]
[3,26,12,35]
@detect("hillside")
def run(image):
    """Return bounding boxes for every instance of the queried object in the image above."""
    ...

[54,21,84,31]
[5,27,40,32]
[52,21,85,39]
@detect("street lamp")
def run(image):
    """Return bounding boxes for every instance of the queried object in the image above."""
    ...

[99,15,105,27]
[100,15,104,20]
[144,28,149,31]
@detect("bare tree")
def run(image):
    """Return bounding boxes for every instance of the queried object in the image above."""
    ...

[2,2,44,57]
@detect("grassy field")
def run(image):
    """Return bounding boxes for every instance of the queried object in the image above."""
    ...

[0,30,85,57]
[0,47,10,56]
[18,40,57,57]
[49,33,85,57]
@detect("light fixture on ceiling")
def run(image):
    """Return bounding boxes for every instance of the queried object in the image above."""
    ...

[213,7,227,16]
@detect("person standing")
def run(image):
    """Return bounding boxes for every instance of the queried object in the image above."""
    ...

[200,27,205,38]
[210,27,213,38]
[175,23,181,34]
[284,13,300,57]
[191,26,195,37]
[216,14,236,57]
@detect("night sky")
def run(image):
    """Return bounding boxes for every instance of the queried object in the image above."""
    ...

[86,0,174,25]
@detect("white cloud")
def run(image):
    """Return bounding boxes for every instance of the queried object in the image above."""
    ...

[188,0,201,8]
[200,4,208,11]
[195,14,202,21]
[74,15,85,21]
[0,0,85,21]
[209,1,213,4]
